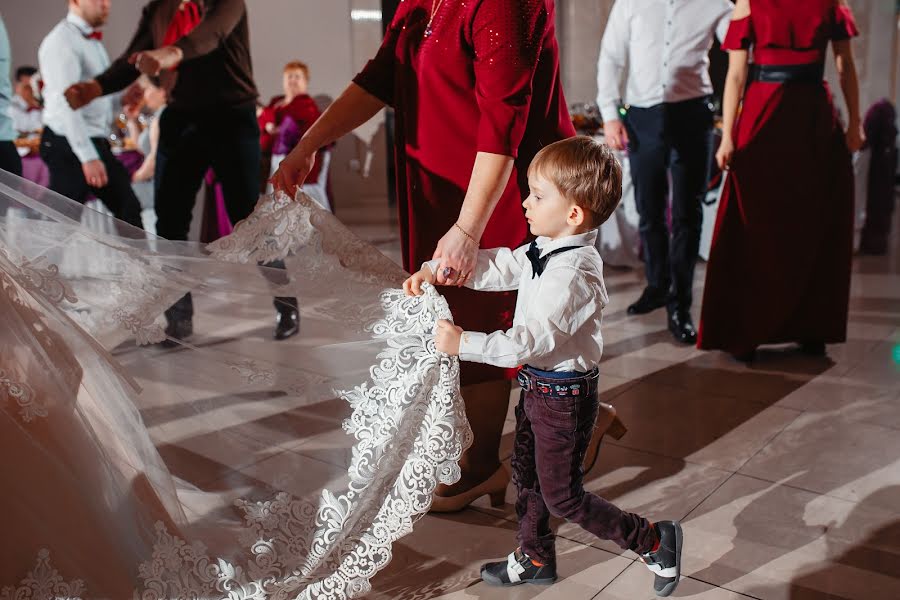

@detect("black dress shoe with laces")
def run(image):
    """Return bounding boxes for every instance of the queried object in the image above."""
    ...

[667,309,697,345]
[627,288,670,315]
[481,548,557,587]
[640,521,683,597]
[274,309,300,340]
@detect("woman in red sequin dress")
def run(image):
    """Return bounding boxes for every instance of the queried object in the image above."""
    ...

[698,0,864,360]
[272,0,575,509]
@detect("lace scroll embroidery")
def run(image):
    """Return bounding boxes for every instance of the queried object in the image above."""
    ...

[108,262,170,346]
[13,257,78,306]
[227,359,276,386]
[206,192,316,265]
[134,285,470,600]
[0,549,86,600]
[0,368,46,422]
[0,250,78,307]
[206,192,406,288]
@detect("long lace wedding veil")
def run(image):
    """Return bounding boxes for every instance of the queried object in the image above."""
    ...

[0,170,471,600]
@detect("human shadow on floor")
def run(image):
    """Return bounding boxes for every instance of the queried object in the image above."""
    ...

[598,328,675,358]
[705,486,900,599]
[603,277,645,298]
[473,343,836,542]
[150,390,348,483]
[371,510,625,600]
[139,389,288,426]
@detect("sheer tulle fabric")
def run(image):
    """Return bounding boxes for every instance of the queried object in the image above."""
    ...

[0,171,471,599]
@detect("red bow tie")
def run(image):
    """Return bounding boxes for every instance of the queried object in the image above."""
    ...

[84,30,103,41]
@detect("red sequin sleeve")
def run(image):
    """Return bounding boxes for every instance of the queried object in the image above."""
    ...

[721,16,753,51]
[832,3,860,41]
[470,0,548,158]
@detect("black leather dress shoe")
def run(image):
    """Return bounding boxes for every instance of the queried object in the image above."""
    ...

[159,318,193,349]
[627,288,670,315]
[274,309,300,340]
[667,309,697,345]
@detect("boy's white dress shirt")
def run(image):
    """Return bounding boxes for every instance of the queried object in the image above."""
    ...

[426,230,608,372]
[39,12,115,163]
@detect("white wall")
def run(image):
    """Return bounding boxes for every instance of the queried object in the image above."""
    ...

[2,1,362,101]
[825,0,899,120]
[247,0,354,102]
[556,0,614,107]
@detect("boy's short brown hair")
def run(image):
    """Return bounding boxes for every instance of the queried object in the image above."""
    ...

[283,60,310,79]
[528,136,623,226]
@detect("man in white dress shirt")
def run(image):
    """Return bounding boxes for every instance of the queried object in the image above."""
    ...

[38,0,142,228]
[597,0,732,344]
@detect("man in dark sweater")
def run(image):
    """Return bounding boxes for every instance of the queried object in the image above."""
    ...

[66,0,299,344]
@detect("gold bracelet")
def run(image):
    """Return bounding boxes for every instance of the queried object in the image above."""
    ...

[454,222,479,245]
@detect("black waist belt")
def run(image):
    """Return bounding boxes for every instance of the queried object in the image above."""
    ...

[749,63,824,84]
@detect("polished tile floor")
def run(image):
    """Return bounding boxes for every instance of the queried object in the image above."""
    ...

[131,198,900,600]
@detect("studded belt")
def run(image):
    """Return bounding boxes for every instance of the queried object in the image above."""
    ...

[516,367,599,397]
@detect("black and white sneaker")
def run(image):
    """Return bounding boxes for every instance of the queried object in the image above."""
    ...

[640,521,683,597]
[480,548,557,586]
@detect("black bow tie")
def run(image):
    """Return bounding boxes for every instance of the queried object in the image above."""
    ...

[526,241,582,278]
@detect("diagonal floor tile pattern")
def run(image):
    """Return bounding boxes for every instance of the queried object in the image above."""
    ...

[125,198,900,599]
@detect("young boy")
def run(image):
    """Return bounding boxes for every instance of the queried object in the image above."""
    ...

[404,137,683,597]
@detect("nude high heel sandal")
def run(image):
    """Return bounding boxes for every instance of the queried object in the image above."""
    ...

[429,464,510,513]
[582,402,627,474]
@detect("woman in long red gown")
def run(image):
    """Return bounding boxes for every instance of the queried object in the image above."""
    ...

[272,0,579,509]
[698,0,864,361]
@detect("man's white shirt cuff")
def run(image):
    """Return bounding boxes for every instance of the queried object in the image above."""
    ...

[72,144,100,164]
[599,102,622,125]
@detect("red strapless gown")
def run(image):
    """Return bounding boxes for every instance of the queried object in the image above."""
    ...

[354,0,574,385]
[698,0,859,355]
